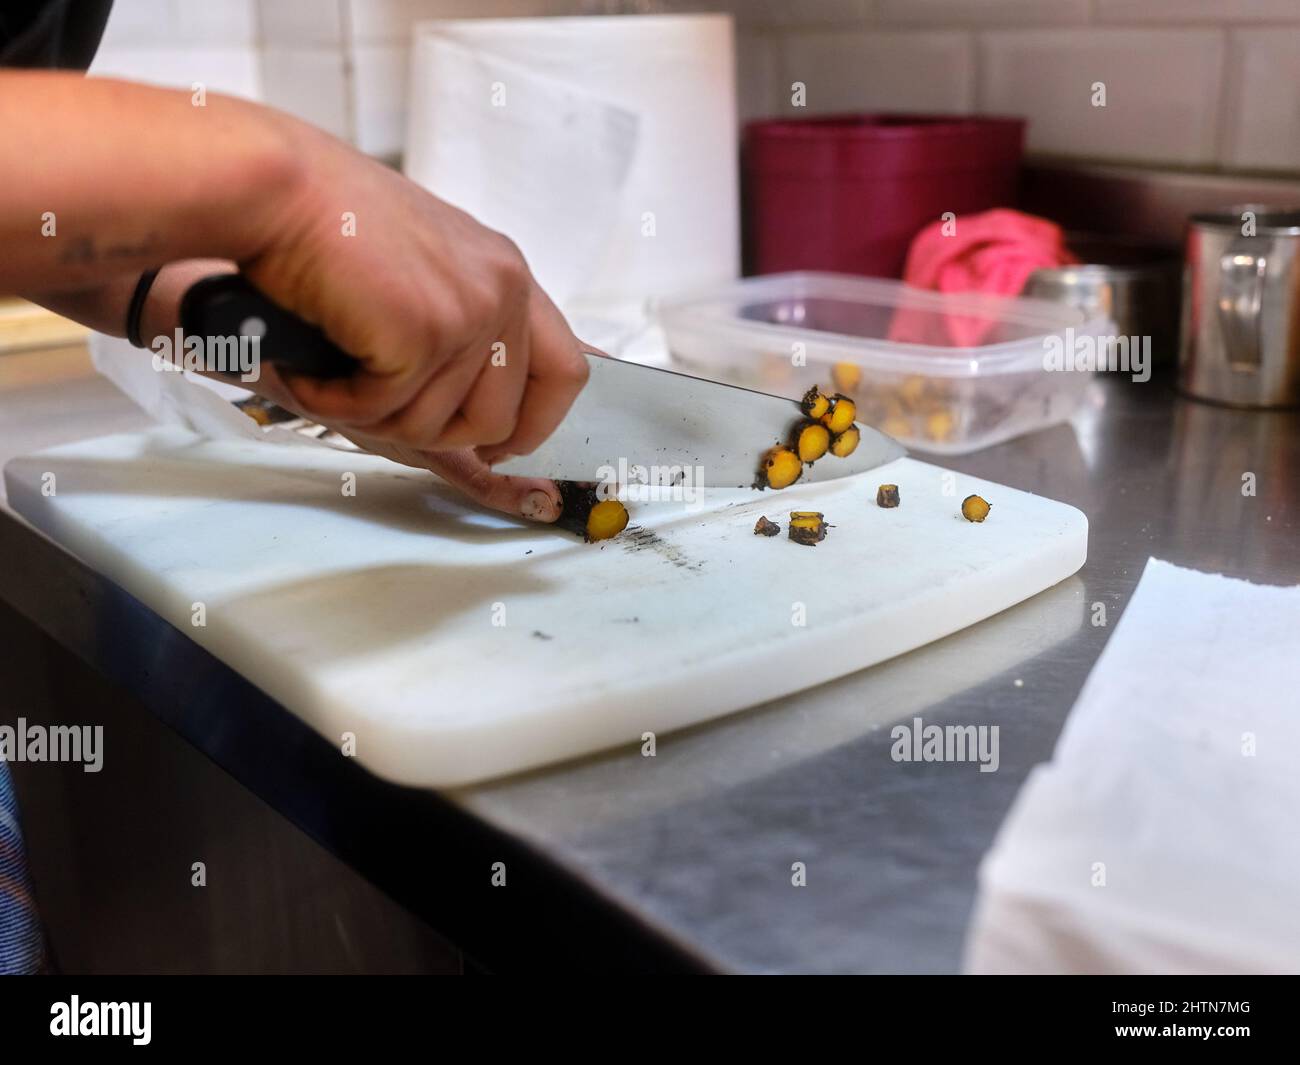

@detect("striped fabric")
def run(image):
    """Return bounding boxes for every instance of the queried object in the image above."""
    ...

[0,760,43,974]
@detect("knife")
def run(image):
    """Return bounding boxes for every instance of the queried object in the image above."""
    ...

[180,275,905,487]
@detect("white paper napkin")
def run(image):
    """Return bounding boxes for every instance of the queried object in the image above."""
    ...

[965,557,1300,974]
[89,333,325,448]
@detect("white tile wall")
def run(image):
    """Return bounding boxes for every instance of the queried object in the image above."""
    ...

[259,48,351,138]
[91,0,261,100]
[979,29,1225,166]
[98,0,258,48]
[350,44,410,157]
[82,0,1300,174]
[735,31,779,121]
[346,0,566,44]
[876,0,1089,27]
[778,30,975,114]
[711,1,873,28]
[258,0,346,46]
[1096,0,1300,23]
[1222,28,1300,171]
[89,48,262,100]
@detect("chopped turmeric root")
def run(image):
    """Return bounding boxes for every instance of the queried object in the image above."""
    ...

[588,499,630,540]
[557,481,630,542]
[801,385,831,421]
[820,393,857,435]
[788,511,829,546]
[754,515,780,537]
[793,420,831,464]
[757,445,803,490]
[925,409,956,443]
[961,494,991,522]
[876,484,900,508]
[829,425,860,458]
[832,361,862,393]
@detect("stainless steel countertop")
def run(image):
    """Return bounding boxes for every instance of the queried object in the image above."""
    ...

[451,374,1299,972]
[2,354,1297,972]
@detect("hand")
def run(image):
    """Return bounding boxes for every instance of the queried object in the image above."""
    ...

[239,119,589,463]
[331,430,562,524]
[153,269,567,523]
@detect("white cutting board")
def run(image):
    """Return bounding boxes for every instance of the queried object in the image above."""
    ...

[4,428,1086,786]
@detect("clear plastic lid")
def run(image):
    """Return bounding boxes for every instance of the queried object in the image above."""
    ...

[656,271,1099,377]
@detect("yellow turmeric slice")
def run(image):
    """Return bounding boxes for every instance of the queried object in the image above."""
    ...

[925,409,956,443]
[587,499,630,541]
[758,445,803,490]
[793,420,831,464]
[832,361,862,394]
[788,511,829,546]
[881,414,912,440]
[899,374,927,408]
[557,481,630,542]
[801,385,831,421]
[961,494,991,522]
[820,393,857,435]
[829,425,860,457]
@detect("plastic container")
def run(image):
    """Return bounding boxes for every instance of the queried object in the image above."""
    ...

[656,272,1111,455]
[743,114,1025,278]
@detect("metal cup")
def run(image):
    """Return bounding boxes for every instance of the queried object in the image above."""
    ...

[1178,205,1300,408]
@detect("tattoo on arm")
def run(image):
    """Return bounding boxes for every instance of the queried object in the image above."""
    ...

[57,231,163,266]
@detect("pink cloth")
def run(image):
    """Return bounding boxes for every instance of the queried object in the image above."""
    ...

[890,209,1077,348]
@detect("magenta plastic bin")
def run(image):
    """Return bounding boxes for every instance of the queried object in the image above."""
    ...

[743,114,1026,279]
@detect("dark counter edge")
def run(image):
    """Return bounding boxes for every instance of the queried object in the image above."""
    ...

[0,508,717,974]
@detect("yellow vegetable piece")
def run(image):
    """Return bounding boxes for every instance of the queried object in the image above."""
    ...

[900,375,927,407]
[881,415,912,440]
[832,361,862,393]
[925,409,955,443]
[788,511,829,546]
[557,481,631,543]
[829,425,860,458]
[759,445,803,490]
[801,385,831,421]
[820,393,857,435]
[794,420,831,464]
[961,494,991,523]
[587,499,630,541]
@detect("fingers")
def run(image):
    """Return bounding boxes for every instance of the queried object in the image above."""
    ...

[278,355,431,430]
[422,449,561,523]
[434,302,530,450]
[277,272,533,451]
[273,276,468,428]
[477,283,589,463]
[353,334,491,450]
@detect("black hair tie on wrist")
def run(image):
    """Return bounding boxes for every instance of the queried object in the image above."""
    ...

[125,267,161,348]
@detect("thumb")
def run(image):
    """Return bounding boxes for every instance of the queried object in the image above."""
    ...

[423,449,561,523]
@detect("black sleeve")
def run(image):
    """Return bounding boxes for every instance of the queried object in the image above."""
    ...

[0,0,114,71]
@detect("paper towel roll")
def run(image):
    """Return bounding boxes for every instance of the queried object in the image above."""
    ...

[403,15,738,312]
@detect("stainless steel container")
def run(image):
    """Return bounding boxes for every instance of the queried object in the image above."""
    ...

[1179,206,1300,408]
[1024,236,1182,365]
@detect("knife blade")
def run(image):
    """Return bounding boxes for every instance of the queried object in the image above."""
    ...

[493,352,905,487]
[179,275,905,487]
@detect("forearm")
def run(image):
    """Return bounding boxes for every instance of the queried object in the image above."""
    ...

[0,72,304,292]
[24,259,234,340]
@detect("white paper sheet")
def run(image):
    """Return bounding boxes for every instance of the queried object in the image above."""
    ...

[89,333,325,448]
[965,557,1300,974]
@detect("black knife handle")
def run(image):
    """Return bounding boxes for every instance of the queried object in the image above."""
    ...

[178,274,359,379]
